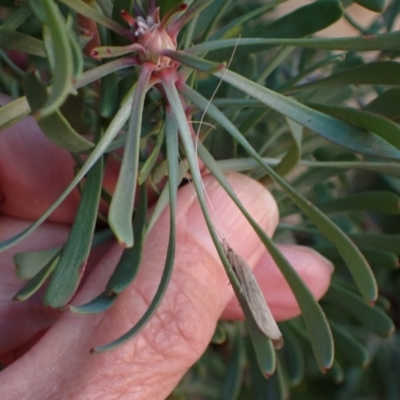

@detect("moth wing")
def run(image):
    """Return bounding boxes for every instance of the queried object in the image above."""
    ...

[237,258,283,349]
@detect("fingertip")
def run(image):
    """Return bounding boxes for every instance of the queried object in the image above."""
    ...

[222,244,334,321]
[261,244,334,320]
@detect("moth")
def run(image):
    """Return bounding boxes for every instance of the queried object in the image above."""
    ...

[222,239,283,349]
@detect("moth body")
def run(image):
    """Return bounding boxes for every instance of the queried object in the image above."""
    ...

[222,239,283,349]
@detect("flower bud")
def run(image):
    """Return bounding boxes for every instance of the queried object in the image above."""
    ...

[138,26,176,68]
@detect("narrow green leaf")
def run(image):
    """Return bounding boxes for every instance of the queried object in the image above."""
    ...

[29,0,47,22]
[0,84,135,253]
[14,247,61,280]
[0,97,30,131]
[168,0,213,35]
[66,18,84,80]
[60,0,132,38]
[0,49,25,75]
[349,233,400,254]
[74,57,135,90]
[317,191,400,214]
[291,61,400,93]
[326,284,395,337]
[363,88,400,120]
[238,108,270,137]
[354,0,386,12]
[376,296,391,311]
[112,0,134,28]
[359,247,399,270]
[44,157,103,308]
[246,335,274,392]
[146,161,188,233]
[93,105,178,352]
[326,359,344,384]
[138,125,165,184]
[30,0,75,118]
[0,57,135,131]
[0,28,45,57]
[257,46,295,84]
[162,49,225,72]
[221,329,244,400]
[329,320,369,368]
[187,31,400,55]
[42,25,56,72]
[160,0,185,17]
[373,338,400,398]
[13,255,59,301]
[315,244,399,271]
[307,103,400,151]
[280,54,345,91]
[288,167,343,195]
[209,0,287,40]
[273,117,303,177]
[68,292,118,314]
[1,5,32,30]
[109,65,154,247]
[211,323,227,344]
[14,229,113,282]
[105,184,147,294]
[23,71,94,153]
[91,43,143,59]
[249,0,343,40]
[279,324,305,386]
[215,158,400,179]
[247,317,277,377]
[99,73,119,119]
[212,68,400,161]
[182,84,378,303]
[92,229,114,246]
[196,142,333,372]
[247,347,287,397]
[276,361,290,400]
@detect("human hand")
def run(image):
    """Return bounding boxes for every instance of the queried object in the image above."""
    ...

[0,95,333,399]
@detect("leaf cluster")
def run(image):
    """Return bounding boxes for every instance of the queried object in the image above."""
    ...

[1,0,400,398]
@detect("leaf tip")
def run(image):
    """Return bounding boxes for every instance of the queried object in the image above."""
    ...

[32,110,46,121]
[90,49,100,59]
[273,337,283,350]
[217,62,226,71]
[121,10,136,28]
[114,233,134,248]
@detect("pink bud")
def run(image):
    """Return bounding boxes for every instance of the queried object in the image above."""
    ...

[138,27,176,68]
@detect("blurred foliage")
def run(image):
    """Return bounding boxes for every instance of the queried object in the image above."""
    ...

[1,0,400,398]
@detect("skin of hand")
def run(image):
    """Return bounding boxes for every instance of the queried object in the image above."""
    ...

[0,95,333,399]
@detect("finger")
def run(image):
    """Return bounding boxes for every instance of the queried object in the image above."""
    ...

[0,94,159,222]
[0,172,282,399]
[222,243,334,321]
[0,217,69,355]
[0,95,80,222]
[0,217,114,355]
